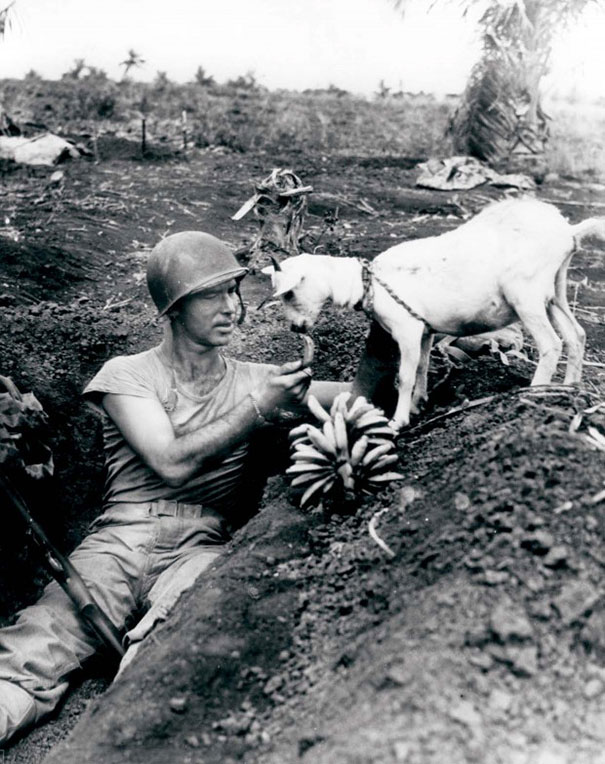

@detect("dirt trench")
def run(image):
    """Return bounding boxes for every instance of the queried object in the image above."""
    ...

[0,146,604,763]
[42,382,605,764]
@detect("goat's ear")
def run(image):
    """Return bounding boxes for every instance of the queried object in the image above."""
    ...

[260,266,275,277]
[273,272,302,296]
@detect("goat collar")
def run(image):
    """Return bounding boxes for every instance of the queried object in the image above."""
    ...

[354,258,374,314]
[354,257,433,332]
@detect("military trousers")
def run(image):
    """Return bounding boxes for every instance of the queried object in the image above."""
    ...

[0,502,225,745]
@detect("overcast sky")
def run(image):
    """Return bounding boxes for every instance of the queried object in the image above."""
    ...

[1,0,604,99]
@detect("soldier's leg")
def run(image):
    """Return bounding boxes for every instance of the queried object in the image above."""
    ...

[351,320,399,416]
[117,543,222,677]
[0,504,156,745]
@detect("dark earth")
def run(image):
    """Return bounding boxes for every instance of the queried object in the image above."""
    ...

[1,139,605,763]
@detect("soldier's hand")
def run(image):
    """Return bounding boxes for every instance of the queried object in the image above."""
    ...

[254,360,312,415]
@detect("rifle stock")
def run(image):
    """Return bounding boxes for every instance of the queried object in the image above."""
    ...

[0,473,125,659]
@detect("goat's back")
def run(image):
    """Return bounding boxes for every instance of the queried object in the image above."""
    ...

[372,198,574,335]
[377,198,573,274]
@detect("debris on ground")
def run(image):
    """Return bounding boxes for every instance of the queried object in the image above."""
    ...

[232,168,313,269]
[417,155,536,192]
[0,134,84,166]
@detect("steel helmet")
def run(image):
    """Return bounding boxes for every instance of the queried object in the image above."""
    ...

[146,231,248,316]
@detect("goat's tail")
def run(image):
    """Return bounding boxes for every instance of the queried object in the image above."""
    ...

[570,217,605,247]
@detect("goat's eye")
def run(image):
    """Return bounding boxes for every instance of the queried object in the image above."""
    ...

[282,290,294,302]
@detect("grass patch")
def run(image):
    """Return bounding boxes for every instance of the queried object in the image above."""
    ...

[0,75,604,178]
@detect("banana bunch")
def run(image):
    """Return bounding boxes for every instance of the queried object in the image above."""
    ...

[286,392,402,510]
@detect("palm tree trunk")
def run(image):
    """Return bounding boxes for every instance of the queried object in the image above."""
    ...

[449,2,551,171]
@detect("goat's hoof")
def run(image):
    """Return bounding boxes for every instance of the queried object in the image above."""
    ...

[410,400,426,416]
[387,419,404,434]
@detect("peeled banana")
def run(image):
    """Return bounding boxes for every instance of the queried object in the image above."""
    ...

[301,335,315,366]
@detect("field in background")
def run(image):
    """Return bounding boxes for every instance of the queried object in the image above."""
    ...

[545,95,605,179]
[1,74,604,178]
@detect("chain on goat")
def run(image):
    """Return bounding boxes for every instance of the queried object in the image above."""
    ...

[357,258,433,332]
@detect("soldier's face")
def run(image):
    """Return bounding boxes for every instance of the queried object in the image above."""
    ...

[175,280,239,347]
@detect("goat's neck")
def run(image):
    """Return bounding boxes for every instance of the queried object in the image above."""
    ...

[324,257,364,309]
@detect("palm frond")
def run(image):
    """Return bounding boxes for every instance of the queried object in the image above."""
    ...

[393,0,602,165]
[0,1,15,39]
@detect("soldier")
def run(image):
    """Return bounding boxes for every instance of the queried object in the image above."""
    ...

[0,231,349,745]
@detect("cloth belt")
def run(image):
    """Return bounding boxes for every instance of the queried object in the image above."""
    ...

[148,499,212,519]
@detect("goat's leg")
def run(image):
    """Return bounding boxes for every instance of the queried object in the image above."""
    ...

[512,298,563,385]
[388,324,425,431]
[351,320,399,416]
[547,301,585,384]
[410,331,433,414]
[550,261,586,384]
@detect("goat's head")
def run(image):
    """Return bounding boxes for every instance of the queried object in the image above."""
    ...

[261,254,331,333]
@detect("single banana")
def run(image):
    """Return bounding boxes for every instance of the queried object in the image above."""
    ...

[344,398,376,424]
[333,411,349,458]
[359,425,397,439]
[366,453,399,474]
[300,474,335,508]
[345,395,369,415]
[322,419,338,451]
[361,442,394,468]
[290,471,332,489]
[292,441,330,455]
[291,447,333,465]
[307,394,331,423]
[301,334,315,366]
[286,462,331,475]
[367,471,404,484]
[346,395,383,421]
[288,423,311,441]
[353,410,390,431]
[306,425,338,456]
[349,434,369,467]
[330,391,352,418]
[337,461,355,491]
[290,437,312,453]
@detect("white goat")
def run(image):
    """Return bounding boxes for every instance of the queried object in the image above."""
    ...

[263,198,605,431]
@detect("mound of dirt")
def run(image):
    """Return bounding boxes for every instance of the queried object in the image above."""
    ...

[43,382,605,764]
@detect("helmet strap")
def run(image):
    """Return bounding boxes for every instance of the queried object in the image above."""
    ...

[236,286,246,325]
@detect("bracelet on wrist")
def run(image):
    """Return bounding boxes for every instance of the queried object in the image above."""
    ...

[248,393,267,425]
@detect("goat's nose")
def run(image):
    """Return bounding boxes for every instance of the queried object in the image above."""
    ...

[290,322,307,333]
